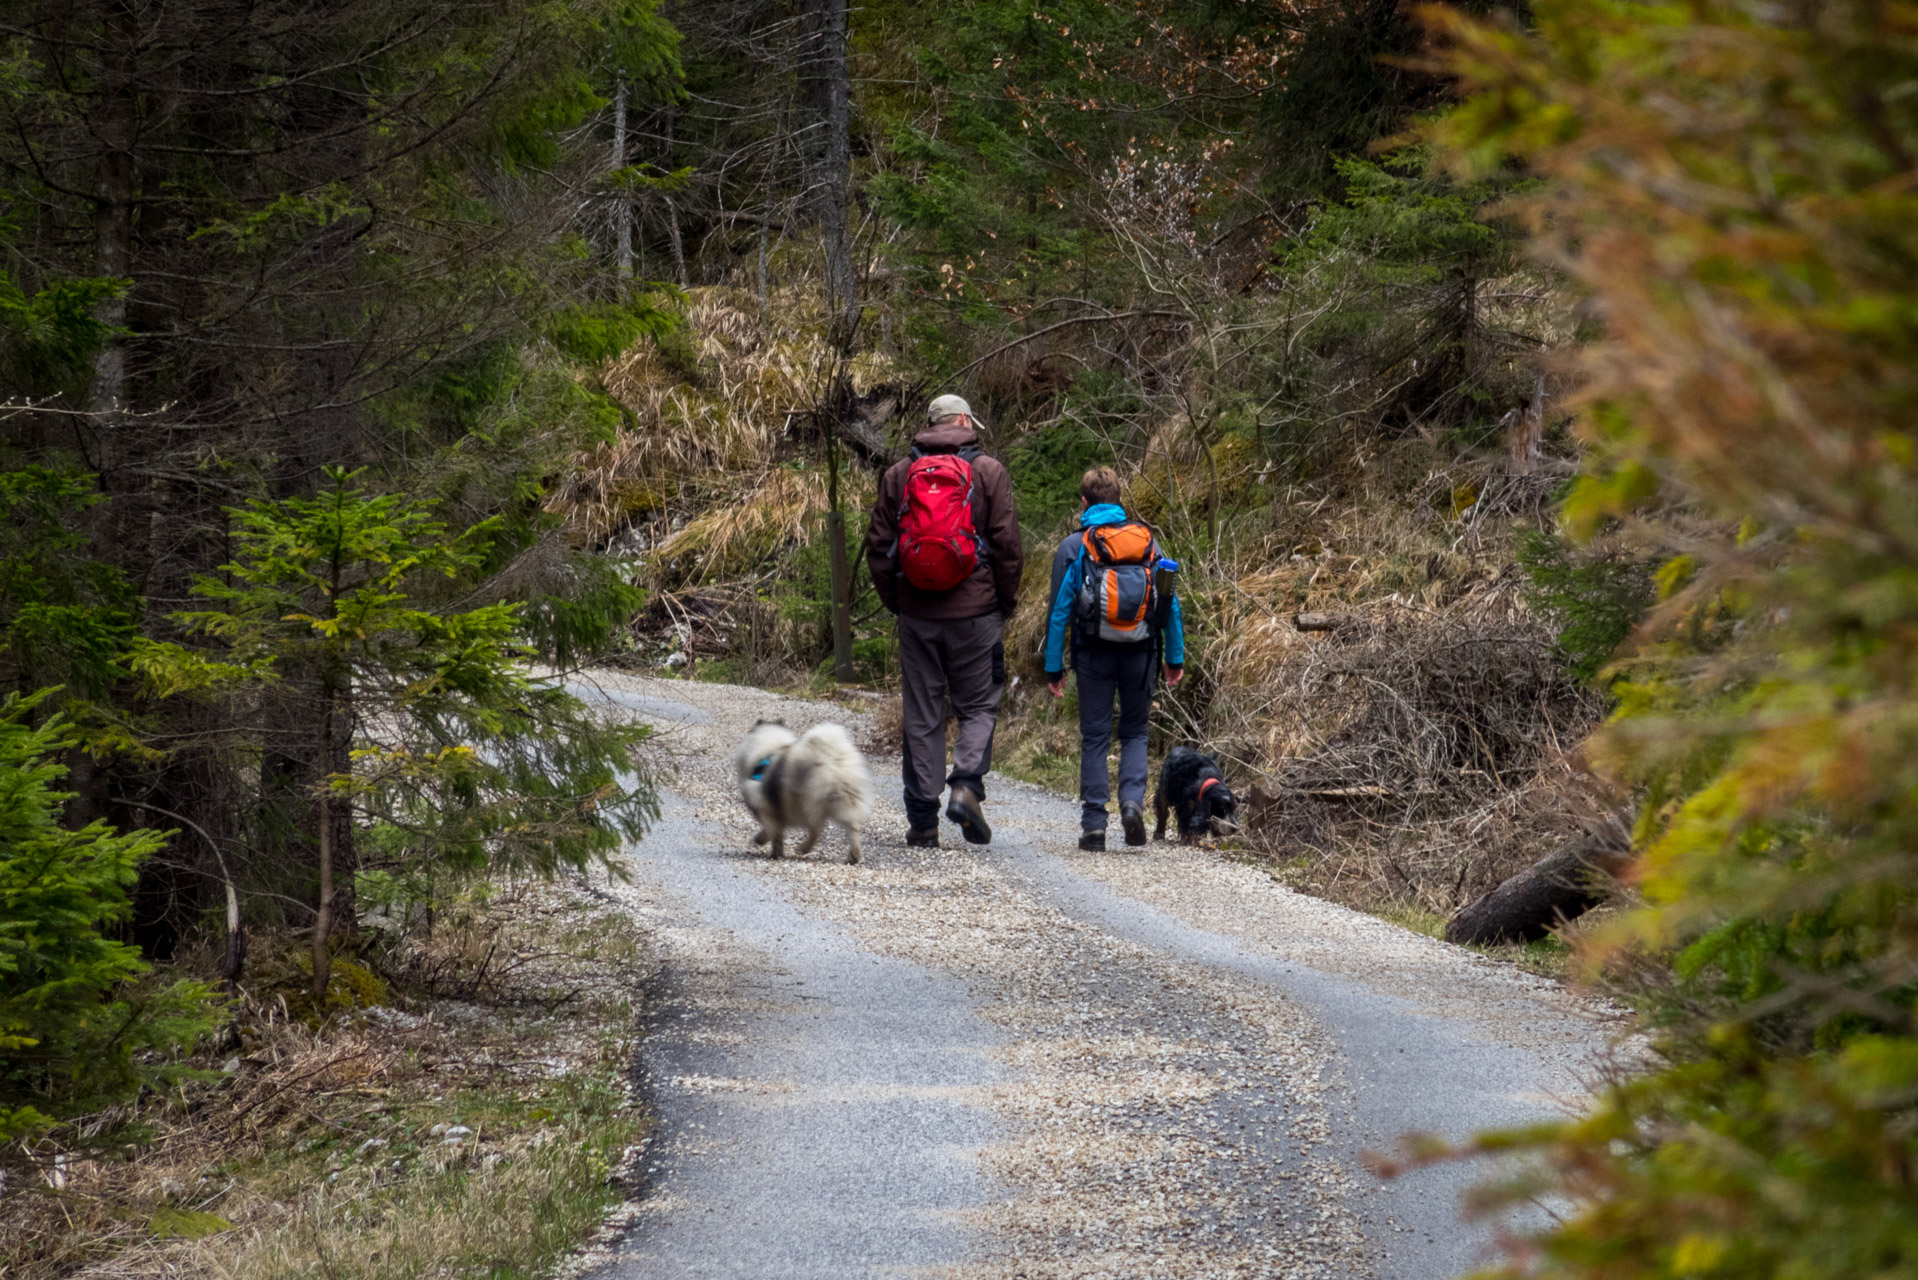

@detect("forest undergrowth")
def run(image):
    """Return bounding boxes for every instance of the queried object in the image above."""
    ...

[4,877,651,1280]
[552,0,1641,942]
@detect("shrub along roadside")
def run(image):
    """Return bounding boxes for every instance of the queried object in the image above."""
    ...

[1396,2,1918,1275]
[1,875,651,1279]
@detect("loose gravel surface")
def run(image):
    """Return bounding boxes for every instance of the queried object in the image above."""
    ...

[573,673,1625,1280]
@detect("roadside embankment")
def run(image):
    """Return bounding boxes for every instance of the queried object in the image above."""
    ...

[4,879,651,1280]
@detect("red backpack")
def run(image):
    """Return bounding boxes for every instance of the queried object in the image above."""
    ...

[896,450,985,591]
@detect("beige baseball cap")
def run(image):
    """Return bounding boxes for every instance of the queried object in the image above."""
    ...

[927,393,973,423]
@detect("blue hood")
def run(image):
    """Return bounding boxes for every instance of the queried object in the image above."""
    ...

[1079,503,1128,528]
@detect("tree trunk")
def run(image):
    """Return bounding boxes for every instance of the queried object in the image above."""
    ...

[1444,835,1631,946]
[800,0,857,678]
[827,508,855,680]
[825,428,855,681]
[666,197,687,286]
[662,108,686,285]
[756,225,770,318]
[614,73,632,282]
[87,1,138,431]
[312,789,333,1004]
[311,690,336,1005]
[800,0,856,349]
[1508,373,1546,476]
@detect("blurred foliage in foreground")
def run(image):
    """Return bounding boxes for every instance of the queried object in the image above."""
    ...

[1427,0,1918,1274]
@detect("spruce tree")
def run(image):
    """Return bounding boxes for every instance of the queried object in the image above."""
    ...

[0,695,216,1140]
[139,470,653,1001]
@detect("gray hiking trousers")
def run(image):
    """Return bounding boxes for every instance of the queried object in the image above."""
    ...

[898,611,1005,830]
[1076,644,1155,831]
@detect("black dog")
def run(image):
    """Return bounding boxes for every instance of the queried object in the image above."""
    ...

[1153,746,1240,843]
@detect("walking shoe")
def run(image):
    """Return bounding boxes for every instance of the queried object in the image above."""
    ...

[905,827,940,849]
[1078,829,1106,852]
[945,785,992,845]
[1120,802,1147,848]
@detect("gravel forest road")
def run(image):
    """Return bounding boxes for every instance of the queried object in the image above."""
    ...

[573,673,1621,1280]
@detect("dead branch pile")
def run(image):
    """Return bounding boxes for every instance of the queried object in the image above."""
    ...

[1207,579,1604,911]
[1272,606,1590,807]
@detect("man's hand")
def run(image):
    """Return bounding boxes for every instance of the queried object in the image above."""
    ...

[1163,664,1184,687]
[1047,675,1066,699]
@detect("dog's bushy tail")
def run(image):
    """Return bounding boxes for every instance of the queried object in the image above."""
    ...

[797,722,874,822]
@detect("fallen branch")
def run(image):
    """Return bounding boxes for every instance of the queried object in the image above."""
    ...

[948,309,1191,382]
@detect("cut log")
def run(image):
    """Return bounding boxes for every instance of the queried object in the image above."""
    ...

[1293,612,1340,632]
[1444,835,1631,946]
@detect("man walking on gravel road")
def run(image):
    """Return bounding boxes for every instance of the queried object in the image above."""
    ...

[1043,467,1185,851]
[866,394,1024,848]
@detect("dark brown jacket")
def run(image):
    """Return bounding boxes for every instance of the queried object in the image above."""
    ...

[865,420,1023,620]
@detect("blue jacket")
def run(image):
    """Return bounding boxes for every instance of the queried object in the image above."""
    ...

[1042,504,1186,677]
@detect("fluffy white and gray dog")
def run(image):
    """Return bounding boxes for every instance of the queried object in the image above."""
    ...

[732,718,873,864]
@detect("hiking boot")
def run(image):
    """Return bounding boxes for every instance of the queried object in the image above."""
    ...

[1120,803,1147,848]
[945,785,992,845]
[1078,829,1106,852]
[905,826,940,849]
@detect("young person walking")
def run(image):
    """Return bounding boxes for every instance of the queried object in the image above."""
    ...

[865,394,1024,847]
[1042,467,1186,851]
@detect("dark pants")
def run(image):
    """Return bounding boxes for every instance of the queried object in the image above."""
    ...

[1075,645,1154,832]
[898,611,1006,830]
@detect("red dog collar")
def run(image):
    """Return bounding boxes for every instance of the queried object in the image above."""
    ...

[1197,777,1220,803]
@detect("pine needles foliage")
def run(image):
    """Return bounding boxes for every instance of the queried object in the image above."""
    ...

[138,470,654,1001]
[1423,0,1918,1273]
[1516,528,1652,685]
[0,695,218,1142]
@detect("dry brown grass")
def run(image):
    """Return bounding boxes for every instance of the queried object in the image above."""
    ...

[562,282,1599,924]
[551,285,903,552]
[4,880,650,1280]
[864,693,905,758]
[550,284,901,692]
[650,467,833,585]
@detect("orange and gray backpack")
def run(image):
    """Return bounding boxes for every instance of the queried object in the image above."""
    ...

[1074,521,1158,644]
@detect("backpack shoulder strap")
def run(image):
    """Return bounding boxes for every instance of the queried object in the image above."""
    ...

[971,452,992,562]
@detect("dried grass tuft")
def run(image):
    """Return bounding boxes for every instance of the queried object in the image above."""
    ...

[650,468,832,586]
[996,421,1602,917]
[4,883,650,1280]
[864,694,905,758]
[552,285,904,550]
